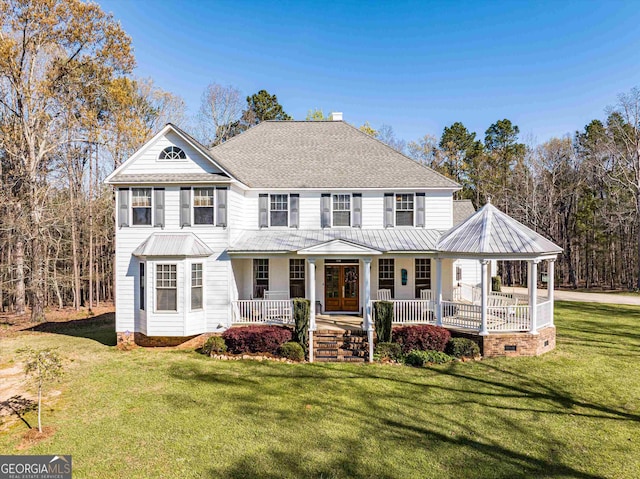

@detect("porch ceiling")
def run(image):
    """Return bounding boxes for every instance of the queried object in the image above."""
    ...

[228,228,444,254]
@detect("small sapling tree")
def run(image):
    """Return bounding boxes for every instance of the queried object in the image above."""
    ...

[19,348,63,433]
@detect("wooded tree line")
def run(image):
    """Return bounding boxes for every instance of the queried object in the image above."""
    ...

[1,0,639,321]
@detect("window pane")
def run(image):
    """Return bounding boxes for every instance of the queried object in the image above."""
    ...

[191,286,203,310]
[415,259,431,298]
[253,259,269,298]
[132,207,150,225]
[194,188,214,206]
[333,211,350,226]
[378,259,395,297]
[194,207,214,225]
[132,188,151,207]
[157,288,177,311]
[270,211,288,227]
[396,211,413,226]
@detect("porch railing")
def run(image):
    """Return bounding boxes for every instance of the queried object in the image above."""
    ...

[536,300,553,329]
[231,300,294,325]
[441,301,482,329]
[486,304,530,332]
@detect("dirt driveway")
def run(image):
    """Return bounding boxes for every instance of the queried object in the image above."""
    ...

[504,286,640,306]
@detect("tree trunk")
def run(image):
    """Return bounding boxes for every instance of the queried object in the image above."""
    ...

[14,238,26,315]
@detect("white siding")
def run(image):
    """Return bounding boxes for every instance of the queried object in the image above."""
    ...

[454,259,482,287]
[121,131,222,175]
[115,186,231,335]
[425,192,453,229]
[361,192,384,228]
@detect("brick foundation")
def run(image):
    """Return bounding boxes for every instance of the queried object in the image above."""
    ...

[481,326,556,358]
[116,331,217,349]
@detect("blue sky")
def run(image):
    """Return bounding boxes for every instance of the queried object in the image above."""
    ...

[99,0,640,145]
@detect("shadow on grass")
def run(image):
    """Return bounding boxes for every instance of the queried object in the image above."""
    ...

[24,312,116,346]
[165,358,620,478]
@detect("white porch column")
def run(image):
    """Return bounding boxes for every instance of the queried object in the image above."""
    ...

[307,258,316,363]
[548,259,555,327]
[363,258,373,363]
[479,260,489,336]
[435,258,443,326]
[529,259,539,335]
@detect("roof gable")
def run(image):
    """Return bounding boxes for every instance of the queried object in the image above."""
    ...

[209,121,460,189]
[105,124,235,185]
[297,239,382,255]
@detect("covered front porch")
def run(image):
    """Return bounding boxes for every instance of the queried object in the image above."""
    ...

[227,202,562,361]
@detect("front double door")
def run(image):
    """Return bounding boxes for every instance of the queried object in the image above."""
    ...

[324,264,359,312]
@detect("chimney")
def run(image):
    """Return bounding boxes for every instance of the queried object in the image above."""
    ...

[330,112,343,121]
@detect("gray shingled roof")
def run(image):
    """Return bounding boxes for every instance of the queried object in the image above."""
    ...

[229,229,444,253]
[133,233,214,257]
[437,202,562,256]
[453,200,476,226]
[210,121,461,189]
[110,173,230,184]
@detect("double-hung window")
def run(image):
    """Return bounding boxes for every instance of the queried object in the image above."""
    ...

[289,259,305,298]
[132,188,152,225]
[396,194,414,226]
[270,195,288,227]
[415,259,432,298]
[333,194,351,226]
[139,263,145,310]
[253,259,269,298]
[191,263,203,310]
[194,188,214,225]
[156,264,177,311]
[378,258,395,298]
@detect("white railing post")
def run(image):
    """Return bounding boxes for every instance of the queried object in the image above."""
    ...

[529,260,539,335]
[479,260,489,335]
[548,259,555,327]
[363,258,373,363]
[435,258,443,326]
[307,258,316,363]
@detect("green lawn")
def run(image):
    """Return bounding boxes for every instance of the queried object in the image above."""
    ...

[1,302,639,479]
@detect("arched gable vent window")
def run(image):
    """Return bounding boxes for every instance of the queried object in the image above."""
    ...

[159,146,186,160]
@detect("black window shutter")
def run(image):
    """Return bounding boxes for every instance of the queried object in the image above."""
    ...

[384,193,394,228]
[154,188,165,228]
[290,194,299,228]
[321,194,331,228]
[180,187,191,227]
[118,188,129,227]
[259,194,268,228]
[353,193,362,228]
[416,193,425,227]
[216,187,227,227]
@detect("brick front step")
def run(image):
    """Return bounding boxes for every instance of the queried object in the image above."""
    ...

[312,329,370,362]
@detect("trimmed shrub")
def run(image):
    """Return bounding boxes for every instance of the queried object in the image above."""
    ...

[222,326,293,354]
[392,325,451,354]
[404,349,453,367]
[292,298,310,356]
[492,275,502,292]
[374,342,403,362]
[373,301,393,343]
[202,336,227,356]
[278,341,305,361]
[446,337,480,358]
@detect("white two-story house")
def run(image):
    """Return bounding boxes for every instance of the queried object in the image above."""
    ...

[106,114,561,358]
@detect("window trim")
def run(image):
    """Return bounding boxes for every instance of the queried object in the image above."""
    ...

[192,187,215,226]
[414,258,432,299]
[269,194,289,228]
[139,262,145,311]
[378,258,395,298]
[131,188,153,227]
[155,263,178,313]
[331,193,352,227]
[253,259,269,299]
[158,145,187,161]
[289,258,306,298]
[190,262,204,311]
[395,193,415,227]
